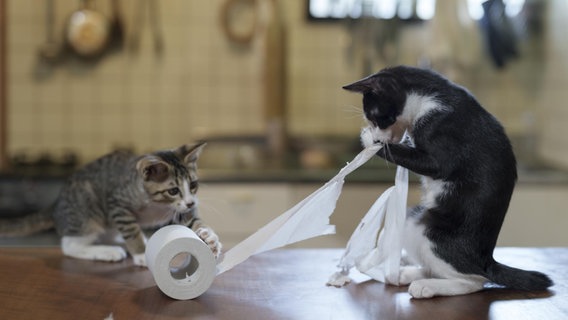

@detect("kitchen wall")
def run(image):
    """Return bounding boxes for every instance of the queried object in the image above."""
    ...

[2,0,568,169]
[4,0,362,162]
[535,0,568,169]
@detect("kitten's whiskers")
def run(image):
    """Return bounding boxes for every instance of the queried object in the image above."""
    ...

[383,143,393,168]
[196,196,225,218]
[341,105,365,120]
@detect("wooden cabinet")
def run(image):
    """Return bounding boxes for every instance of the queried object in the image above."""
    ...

[198,182,568,249]
[198,183,293,248]
[198,182,422,249]
[498,185,568,246]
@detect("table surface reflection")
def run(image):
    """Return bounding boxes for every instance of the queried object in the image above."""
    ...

[0,247,565,320]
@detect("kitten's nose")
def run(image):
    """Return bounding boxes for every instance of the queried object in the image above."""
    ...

[185,201,195,209]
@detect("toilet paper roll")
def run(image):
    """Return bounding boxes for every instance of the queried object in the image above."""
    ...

[145,225,216,300]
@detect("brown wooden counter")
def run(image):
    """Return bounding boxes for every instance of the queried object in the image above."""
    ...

[0,247,566,319]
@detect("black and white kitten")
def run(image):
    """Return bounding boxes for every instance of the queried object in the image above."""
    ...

[344,65,552,298]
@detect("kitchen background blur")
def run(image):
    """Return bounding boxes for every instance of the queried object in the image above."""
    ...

[0,0,567,248]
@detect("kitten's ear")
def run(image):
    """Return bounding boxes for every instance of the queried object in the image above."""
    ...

[177,141,207,165]
[342,75,377,93]
[136,156,170,182]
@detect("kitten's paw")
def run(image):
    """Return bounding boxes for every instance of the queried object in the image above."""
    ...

[93,246,127,262]
[132,253,147,267]
[399,266,425,285]
[408,280,436,299]
[62,236,127,262]
[408,278,485,298]
[64,245,127,262]
[326,271,352,287]
[196,227,222,258]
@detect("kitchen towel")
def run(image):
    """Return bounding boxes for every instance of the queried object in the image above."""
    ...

[146,144,388,299]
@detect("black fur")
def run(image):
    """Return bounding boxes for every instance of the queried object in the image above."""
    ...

[346,65,552,291]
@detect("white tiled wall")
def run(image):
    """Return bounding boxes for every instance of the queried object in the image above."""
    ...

[4,0,568,168]
[5,0,364,162]
[536,0,568,169]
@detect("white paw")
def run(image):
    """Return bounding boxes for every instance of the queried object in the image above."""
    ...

[326,271,352,287]
[408,280,436,299]
[196,227,222,258]
[83,245,127,262]
[399,266,425,285]
[408,277,485,298]
[132,253,147,267]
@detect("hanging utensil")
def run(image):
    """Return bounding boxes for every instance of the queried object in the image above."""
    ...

[148,0,164,57]
[34,0,62,80]
[479,0,519,69]
[129,0,164,57]
[108,0,125,51]
[38,0,63,63]
[129,0,143,54]
[66,0,110,58]
[220,0,258,46]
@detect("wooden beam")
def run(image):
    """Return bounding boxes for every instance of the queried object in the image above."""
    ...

[0,0,6,169]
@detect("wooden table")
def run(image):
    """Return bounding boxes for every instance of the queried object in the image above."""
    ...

[0,247,566,320]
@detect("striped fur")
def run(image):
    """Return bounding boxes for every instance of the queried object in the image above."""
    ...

[0,142,221,266]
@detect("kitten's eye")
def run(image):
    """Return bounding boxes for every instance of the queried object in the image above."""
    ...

[189,181,199,193]
[167,187,180,196]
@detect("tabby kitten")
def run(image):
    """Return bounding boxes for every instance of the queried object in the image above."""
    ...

[0,142,221,266]
[344,65,552,298]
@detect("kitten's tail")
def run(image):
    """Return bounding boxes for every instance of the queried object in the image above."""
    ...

[486,262,553,291]
[0,206,54,237]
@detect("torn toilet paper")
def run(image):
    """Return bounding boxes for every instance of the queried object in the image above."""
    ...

[327,162,408,287]
[216,143,384,274]
[146,143,405,299]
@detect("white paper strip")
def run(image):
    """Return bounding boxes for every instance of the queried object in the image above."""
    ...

[329,163,408,286]
[216,144,383,275]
